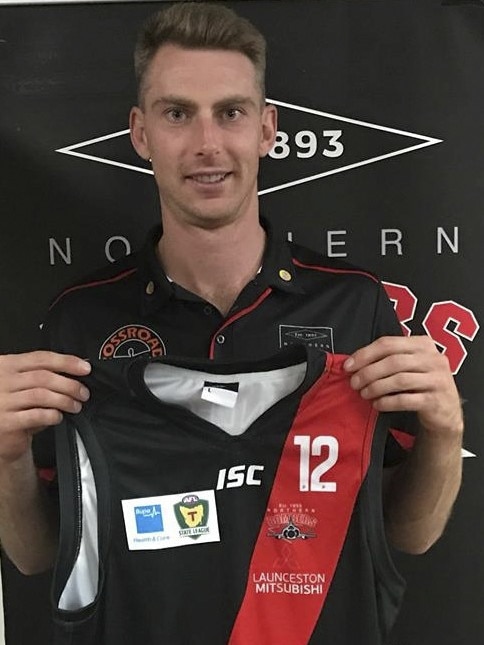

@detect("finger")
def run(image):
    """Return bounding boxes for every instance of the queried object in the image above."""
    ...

[369,391,431,413]
[9,371,90,402]
[12,408,65,432]
[357,372,438,401]
[7,388,85,415]
[349,353,434,391]
[0,351,91,377]
[344,335,437,372]
[368,389,461,419]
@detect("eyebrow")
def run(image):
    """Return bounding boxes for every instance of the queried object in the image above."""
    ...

[150,94,259,111]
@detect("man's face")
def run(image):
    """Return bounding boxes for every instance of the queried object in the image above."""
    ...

[130,44,277,229]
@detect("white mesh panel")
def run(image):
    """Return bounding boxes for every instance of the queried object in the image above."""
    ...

[58,432,99,610]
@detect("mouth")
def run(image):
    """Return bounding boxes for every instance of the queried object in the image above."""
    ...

[187,172,231,185]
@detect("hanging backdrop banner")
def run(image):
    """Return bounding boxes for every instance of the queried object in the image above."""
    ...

[0,1,483,644]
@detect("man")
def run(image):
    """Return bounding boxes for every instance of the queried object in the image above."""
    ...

[0,1,463,641]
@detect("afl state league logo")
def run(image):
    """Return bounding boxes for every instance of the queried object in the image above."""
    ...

[99,324,166,359]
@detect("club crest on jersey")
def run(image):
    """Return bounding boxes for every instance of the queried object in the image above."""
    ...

[99,324,166,360]
[279,325,334,352]
[174,494,210,540]
[266,504,318,542]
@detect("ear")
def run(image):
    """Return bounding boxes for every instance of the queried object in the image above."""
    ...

[129,106,151,161]
[259,103,278,158]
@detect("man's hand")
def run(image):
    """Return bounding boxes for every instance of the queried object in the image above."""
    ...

[0,351,91,463]
[343,335,463,436]
[343,335,464,554]
[0,351,91,573]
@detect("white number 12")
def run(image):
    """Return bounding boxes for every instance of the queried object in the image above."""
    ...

[293,435,339,492]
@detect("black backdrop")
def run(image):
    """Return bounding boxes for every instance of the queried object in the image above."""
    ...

[0,1,483,643]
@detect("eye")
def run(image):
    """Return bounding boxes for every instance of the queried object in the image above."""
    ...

[223,107,243,121]
[165,108,188,123]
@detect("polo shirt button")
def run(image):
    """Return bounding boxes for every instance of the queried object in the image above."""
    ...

[145,281,155,295]
[204,306,212,315]
[216,334,225,345]
[278,269,292,282]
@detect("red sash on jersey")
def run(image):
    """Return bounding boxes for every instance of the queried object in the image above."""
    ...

[228,353,379,645]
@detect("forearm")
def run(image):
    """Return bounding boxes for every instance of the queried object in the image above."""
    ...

[0,452,58,574]
[383,422,463,555]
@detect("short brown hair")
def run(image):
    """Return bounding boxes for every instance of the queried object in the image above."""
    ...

[134,2,267,105]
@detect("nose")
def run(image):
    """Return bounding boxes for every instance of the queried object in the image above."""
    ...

[194,116,221,156]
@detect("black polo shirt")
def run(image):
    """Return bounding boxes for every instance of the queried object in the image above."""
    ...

[37,218,410,467]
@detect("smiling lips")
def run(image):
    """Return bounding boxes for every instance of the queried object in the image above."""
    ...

[187,172,231,185]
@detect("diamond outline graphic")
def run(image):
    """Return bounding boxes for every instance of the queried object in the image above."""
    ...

[55,98,443,194]
[54,105,477,460]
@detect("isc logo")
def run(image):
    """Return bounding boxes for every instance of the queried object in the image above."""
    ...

[216,465,264,490]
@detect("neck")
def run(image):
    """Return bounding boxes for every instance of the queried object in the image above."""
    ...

[157,215,266,316]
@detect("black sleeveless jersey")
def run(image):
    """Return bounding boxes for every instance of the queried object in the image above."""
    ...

[52,346,405,645]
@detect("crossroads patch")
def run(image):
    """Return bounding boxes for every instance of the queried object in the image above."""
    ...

[99,324,165,359]
[279,325,334,352]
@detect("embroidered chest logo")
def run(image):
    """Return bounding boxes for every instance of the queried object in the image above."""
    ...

[268,517,317,541]
[266,504,318,542]
[99,324,166,359]
[279,325,334,352]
